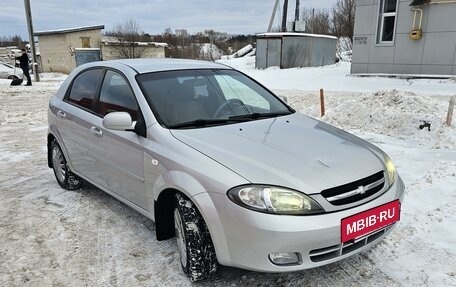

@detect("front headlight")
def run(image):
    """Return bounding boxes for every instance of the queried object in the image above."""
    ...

[384,154,397,186]
[227,185,324,215]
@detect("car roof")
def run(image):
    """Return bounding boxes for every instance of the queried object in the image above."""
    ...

[106,58,233,74]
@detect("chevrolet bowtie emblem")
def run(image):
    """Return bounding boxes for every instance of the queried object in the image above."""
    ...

[355,185,367,195]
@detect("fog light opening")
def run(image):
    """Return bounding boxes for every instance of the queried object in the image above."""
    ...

[269,252,301,266]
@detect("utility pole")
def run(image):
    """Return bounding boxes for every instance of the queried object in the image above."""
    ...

[23,0,40,82]
[281,0,289,32]
[268,0,280,32]
[295,0,300,22]
[294,0,300,32]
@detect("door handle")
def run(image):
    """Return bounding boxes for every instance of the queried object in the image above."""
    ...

[90,126,103,138]
[56,110,66,118]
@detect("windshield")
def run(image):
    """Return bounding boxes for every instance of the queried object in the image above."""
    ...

[136,69,292,129]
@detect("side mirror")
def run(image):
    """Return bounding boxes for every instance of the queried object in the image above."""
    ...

[102,112,133,131]
[279,96,288,104]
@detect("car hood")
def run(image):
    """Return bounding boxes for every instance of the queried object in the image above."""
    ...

[170,113,385,194]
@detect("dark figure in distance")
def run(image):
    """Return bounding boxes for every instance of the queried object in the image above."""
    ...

[16,49,32,86]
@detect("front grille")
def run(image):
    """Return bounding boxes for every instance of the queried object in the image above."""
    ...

[309,225,392,263]
[321,171,385,205]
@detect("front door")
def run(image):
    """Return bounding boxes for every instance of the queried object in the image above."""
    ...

[88,70,147,210]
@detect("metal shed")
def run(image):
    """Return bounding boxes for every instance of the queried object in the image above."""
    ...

[256,33,337,69]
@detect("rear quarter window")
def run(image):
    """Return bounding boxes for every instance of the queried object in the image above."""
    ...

[67,69,103,110]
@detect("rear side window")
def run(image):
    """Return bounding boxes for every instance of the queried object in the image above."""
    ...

[97,70,139,121]
[68,69,103,110]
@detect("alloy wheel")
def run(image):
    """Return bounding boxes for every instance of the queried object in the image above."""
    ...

[52,146,66,183]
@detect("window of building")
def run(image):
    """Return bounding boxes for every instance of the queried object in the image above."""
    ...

[81,37,91,48]
[378,0,398,43]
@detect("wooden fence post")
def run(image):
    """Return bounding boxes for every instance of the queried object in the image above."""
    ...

[320,89,325,117]
[446,96,455,127]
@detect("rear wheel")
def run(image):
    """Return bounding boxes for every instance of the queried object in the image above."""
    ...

[7,75,19,80]
[174,193,217,281]
[50,140,82,190]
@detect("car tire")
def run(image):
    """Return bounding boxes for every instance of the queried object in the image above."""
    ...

[7,75,19,80]
[174,193,217,282]
[50,139,82,190]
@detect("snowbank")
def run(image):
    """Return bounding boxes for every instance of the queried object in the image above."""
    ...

[289,89,455,149]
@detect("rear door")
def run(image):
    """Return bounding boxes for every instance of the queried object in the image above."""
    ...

[58,68,104,176]
[88,70,147,209]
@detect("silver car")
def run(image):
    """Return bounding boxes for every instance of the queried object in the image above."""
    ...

[47,59,405,281]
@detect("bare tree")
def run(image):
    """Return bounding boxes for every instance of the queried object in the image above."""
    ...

[301,8,332,35]
[105,18,148,58]
[0,35,24,47]
[331,0,356,46]
[152,29,254,60]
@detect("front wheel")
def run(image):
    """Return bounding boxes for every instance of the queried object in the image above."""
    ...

[174,193,217,281]
[50,139,82,190]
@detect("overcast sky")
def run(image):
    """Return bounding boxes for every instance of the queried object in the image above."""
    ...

[1,0,337,39]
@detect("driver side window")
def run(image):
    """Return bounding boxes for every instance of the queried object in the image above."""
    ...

[97,70,139,121]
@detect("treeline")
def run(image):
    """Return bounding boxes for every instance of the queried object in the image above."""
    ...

[299,0,355,49]
[105,19,255,60]
[0,35,26,47]
[152,29,255,59]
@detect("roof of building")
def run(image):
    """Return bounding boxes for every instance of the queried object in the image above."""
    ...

[101,36,168,47]
[409,0,431,6]
[256,32,337,40]
[35,25,105,36]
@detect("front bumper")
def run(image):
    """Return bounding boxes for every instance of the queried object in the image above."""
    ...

[193,176,405,272]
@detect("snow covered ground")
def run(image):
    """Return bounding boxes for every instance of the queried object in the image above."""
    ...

[0,60,455,286]
[219,57,456,97]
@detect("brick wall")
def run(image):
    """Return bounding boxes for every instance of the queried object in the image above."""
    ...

[101,44,166,61]
[38,29,102,74]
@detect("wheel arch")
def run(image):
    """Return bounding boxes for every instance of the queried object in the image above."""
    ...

[154,187,232,266]
[152,169,233,265]
[154,188,179,241]
[47,133,57,168]
[152,170,208,240]
[47,132,73,171]
[153,186,217,243]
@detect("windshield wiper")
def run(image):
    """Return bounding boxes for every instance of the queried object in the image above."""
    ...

[168,119,244,129]
[228,111,291,121]
[169,112,292,129]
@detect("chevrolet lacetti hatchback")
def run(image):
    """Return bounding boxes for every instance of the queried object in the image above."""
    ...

[47,59,405,281]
